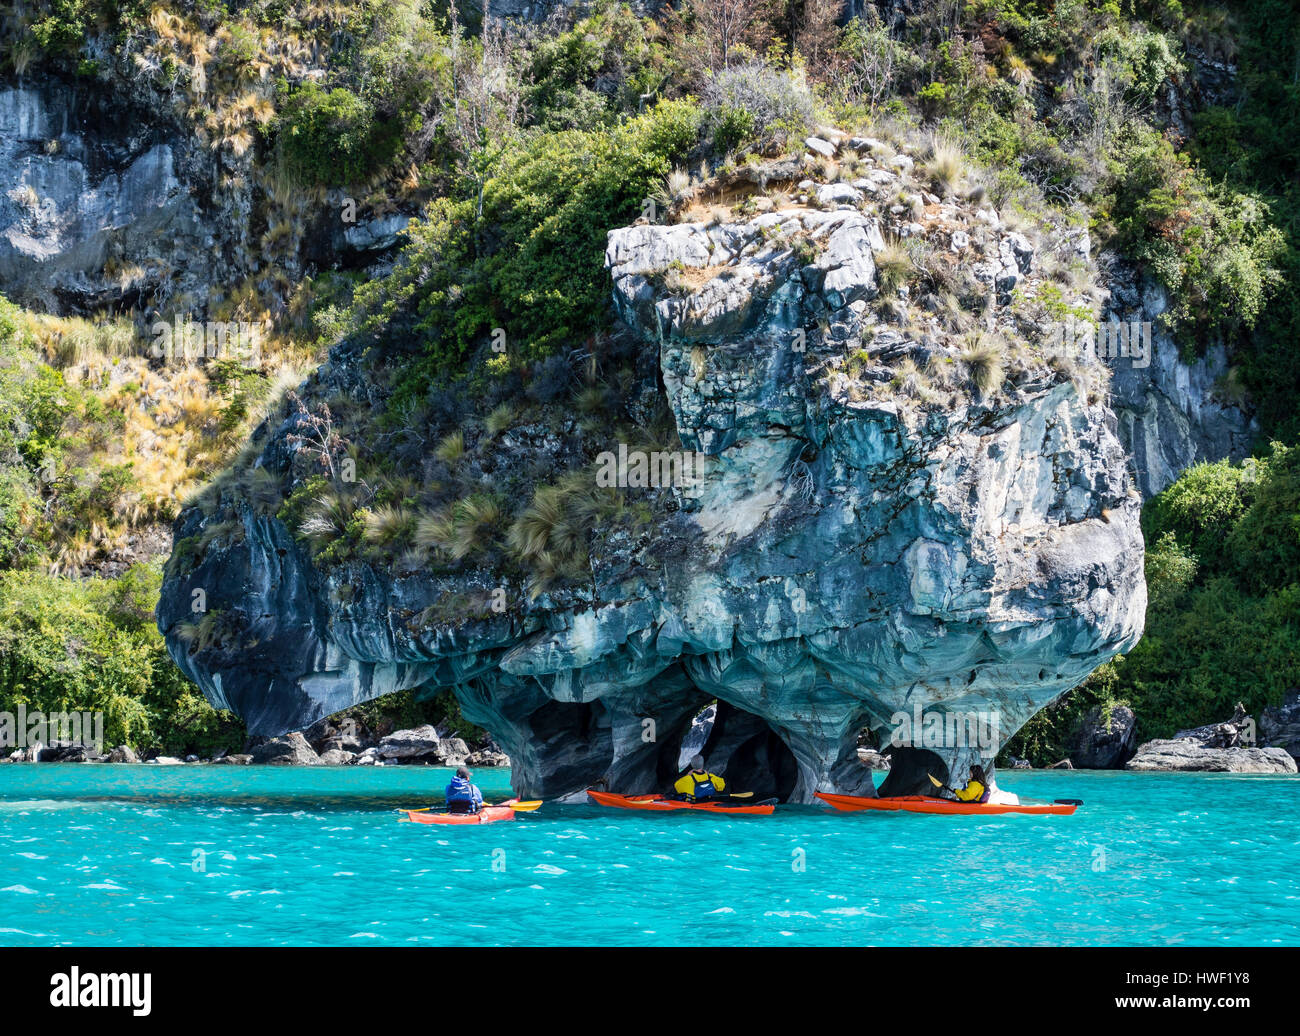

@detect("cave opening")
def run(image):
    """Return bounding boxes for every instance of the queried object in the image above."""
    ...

[524,698,614,797]
[675,700,801,802]
[877,746,950,797]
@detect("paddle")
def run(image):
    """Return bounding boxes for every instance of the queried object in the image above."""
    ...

[402,798,542,814]
[926,773,958,795]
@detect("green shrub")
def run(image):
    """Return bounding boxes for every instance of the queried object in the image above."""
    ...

[274,83,398,187]
[1223,443,1300,594]
[701,64,813,152]
[1110,127,1284,348]
[0,565,244,756]
[359,98,702,400]
[1142,457,1253,568]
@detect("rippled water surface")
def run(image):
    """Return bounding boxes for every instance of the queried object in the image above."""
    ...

[1,766,1297,946]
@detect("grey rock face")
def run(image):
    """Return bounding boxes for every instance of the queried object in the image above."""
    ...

[467,747,511,767]
[1173,702,1253,749]
[1067,704,1138,768]
[1260,690,1300,761]
[160,178,1146,803]
[0,83,221,314]
[1125,739,1297,773]
[249,732,321,766]
[108,745,138,763]
[470,0,666,23]
[376,725,471,765]
[1104,269,1256,497]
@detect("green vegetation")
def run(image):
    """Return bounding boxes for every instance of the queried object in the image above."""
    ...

[0,563,242,757]
[353,97,701,392]
[273,82,398,187]
[1008,446,1300,763]
[4,0,1300,761]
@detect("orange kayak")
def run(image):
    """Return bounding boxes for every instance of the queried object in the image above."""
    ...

[587,790,775,815]
[816,792,1078,815]
[405,805,518,825]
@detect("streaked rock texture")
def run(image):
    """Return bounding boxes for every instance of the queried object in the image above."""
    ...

[0,83,222,314]
[160,139,1147,802]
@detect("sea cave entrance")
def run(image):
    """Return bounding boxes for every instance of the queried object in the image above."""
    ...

[674,700,801,802]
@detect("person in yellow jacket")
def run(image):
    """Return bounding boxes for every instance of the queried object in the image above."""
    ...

[953,763,991,803]
[673,755,726,800]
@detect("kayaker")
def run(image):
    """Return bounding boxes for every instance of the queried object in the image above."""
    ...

[673,755,726,800]
[952,763,992,803]
[445,766,485,814]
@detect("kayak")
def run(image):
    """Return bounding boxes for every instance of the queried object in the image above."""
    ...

[404,805,518,825]
[587,790,775,815]
[815,792,1078,816]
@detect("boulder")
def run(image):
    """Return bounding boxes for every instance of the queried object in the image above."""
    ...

[1125,739,1297,773]
[147,756,184,766]
[814,183,863,208]
[108,745,138,763]
[1259,690,1300,761]
[855,747,891,770]
[848,136,887,154]
[1049,758,1075,769]
[37,742,96,763]
[466,747,511,767]
[1173,702,1253,748]
[317,748,357,766]
[804,136,837,158]
[378,725,443,761]
[249,733,320,766]
[211,754,253,765]
[1067,704,1138,768]
[440,737,471,766]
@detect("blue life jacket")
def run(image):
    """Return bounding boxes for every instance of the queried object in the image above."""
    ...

[688,773,717,799]
[445,775,482,809]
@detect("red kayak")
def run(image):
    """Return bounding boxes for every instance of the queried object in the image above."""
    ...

[587,790,775,815]
[404,804,518,825]
[816,792,1078,816]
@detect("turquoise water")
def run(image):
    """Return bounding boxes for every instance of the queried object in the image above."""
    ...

[1,766,1297,946]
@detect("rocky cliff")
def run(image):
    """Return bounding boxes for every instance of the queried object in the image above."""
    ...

[157,132,1147,801]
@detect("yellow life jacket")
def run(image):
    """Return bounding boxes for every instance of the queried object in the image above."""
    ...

[673,771,725,797]
[954,779,987,803]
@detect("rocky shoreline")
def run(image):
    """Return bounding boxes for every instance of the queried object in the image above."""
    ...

[2,719,511,769]
[1005,696,1300,773]
[9,698,1297,777]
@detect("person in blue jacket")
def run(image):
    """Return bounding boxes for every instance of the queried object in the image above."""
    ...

[445,766,485,814]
